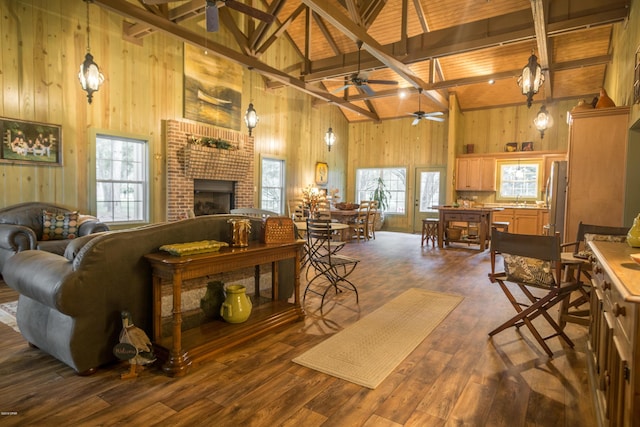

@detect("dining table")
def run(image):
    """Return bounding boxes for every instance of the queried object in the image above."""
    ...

[294,220,350,241]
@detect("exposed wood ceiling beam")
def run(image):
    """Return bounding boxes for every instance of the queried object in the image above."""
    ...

[299,5,626,83]
[93,0,378,120]
[301,0,448,109]
[531,0,552,101]
[255,4,306,57]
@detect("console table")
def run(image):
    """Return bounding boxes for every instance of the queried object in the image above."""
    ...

[587,241,640,426]
[144,241,305,376]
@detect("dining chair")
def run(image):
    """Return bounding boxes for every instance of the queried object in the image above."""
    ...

[558,222,628,328]
[366,200,378,240]
[288,199,306,221]
[304,218,359,313]
[349,202,370,242]
[488,229,580,357]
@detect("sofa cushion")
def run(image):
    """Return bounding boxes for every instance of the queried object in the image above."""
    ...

[42,210,79,241]
[37,240,71,256]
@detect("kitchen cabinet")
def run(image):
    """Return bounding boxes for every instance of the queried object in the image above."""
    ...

[455,157,496,191]
[565,107,635,242]
[587,241,640,427]
[491,207,547,235]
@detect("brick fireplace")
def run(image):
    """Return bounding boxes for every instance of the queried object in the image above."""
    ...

[165,119,254,221]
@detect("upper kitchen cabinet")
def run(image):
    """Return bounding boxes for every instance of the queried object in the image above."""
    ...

[564,107,635,243]
[455,157,496,191]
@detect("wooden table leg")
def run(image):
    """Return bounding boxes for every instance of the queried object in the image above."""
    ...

[162,269,192,377]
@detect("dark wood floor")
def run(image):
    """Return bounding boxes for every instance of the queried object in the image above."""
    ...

[0,232,596,426]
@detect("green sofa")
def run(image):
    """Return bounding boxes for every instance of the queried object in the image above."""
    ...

[2,214,295,374]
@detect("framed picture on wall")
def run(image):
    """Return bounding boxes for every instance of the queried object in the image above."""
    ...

[0,117,62,166]
[315,162,328,186]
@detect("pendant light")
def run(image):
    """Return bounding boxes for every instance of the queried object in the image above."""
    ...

[244,69,259,136]
[78,0,104,104]
[534,105,553,139]
[324,106,336,151]
[517,50,544,108]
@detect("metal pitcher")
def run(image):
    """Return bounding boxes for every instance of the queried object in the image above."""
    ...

[228,218,251,247]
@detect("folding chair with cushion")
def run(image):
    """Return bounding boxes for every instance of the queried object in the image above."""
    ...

[559,222,628,328]
[305,218,360,313]
[488,229,581,357]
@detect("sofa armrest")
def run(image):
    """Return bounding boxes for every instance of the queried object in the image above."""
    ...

[0,224,38,252]
[2,250,90,316]
[78,219,109,236]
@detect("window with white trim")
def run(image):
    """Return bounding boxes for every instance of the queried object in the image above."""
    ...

[355,168,407,214]
[496,159,543,201]
[95,134,149,224]
[260,157,285,214]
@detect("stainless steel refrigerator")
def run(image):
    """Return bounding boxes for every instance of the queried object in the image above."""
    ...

[545,160,568,237]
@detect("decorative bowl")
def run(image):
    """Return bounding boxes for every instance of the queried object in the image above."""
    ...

[335,202,359,210]
[631,253,640,265]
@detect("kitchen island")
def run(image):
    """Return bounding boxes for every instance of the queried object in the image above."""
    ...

[436,206,502,250]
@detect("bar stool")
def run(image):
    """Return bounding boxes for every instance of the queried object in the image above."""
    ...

[421,218,439,247]
[492,221,509,233]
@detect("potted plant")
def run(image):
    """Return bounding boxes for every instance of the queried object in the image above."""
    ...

[371,177,391,230]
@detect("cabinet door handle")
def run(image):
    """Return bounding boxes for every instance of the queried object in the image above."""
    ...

[613,303,626,317]
[594,265,602,274]
[603,281,611,291]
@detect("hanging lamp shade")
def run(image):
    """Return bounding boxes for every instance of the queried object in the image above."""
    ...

[244,103,259,136]
[324,127,336,151]
[78,0,104,104]
[517,52,544,108]
[533,105,553,139]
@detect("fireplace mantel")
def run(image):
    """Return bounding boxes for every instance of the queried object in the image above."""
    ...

[183,144,251,181]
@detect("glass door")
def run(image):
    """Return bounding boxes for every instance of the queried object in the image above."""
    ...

[413,167,445,233]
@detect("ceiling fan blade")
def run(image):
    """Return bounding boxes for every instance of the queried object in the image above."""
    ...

[206,1,219,32]
[360,84,375,96]
[423,111,444,117]
[412,117,420,126]
[424,116,445,122]
[332,84,352,94]
[365,80,398,86]
[224,0,275,23]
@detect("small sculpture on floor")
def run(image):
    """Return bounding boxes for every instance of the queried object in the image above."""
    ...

[113,310,156,379]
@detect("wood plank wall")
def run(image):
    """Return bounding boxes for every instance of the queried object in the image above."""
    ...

[1,1,637,233]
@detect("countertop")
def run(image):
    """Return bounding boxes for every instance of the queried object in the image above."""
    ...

[589,241,640,303]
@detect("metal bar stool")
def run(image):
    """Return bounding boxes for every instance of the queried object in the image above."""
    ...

[421,218,439,247]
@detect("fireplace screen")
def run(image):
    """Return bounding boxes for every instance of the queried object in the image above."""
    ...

[193,179,234,215]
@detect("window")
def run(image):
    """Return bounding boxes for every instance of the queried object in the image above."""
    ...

[355,168,406,214]
[260,157,285,214]
[95,134,149,224]
[496,159,543,201]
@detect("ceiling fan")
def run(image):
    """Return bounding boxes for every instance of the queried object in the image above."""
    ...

[331,41,398,96]
[142,1,274,32]
[409,89,445,125]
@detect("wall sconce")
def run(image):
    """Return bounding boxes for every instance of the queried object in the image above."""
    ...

[324,127,336,151]
[533,105,553,139]
[244,69,259,136]
[517,50,544,108]
[78,0,104,104]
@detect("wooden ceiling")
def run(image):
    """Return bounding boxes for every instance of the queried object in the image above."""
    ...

[93,0,630,123]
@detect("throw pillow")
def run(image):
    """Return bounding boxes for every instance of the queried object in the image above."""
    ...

[503,254,555,287]
[42,210,79,240]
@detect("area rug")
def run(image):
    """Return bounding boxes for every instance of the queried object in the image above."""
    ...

[293,288,463,389]
[0,300,19,333]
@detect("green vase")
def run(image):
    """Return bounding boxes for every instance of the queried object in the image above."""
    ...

[220,284,252,323]
[200,280,226,319]
[628,214,640,248]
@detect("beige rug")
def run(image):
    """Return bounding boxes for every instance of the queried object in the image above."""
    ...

[293,288,463,389]
[0,300,19,333]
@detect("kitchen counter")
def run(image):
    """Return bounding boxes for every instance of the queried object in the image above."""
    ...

[589,241,640,302]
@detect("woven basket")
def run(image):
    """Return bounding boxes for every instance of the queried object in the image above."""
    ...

[263,217,296,244]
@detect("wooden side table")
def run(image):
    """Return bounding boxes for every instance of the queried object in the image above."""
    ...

[144,241,305,376]
[421,218,439,247]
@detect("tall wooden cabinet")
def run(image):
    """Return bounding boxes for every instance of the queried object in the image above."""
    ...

[565,107,632,242]
[455,157,496,191]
